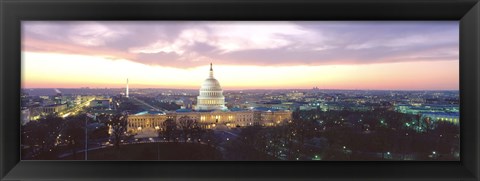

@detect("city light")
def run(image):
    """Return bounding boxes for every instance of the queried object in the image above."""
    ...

[20,21,460,161]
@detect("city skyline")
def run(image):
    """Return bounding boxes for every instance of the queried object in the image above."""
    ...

[22,21,459,90]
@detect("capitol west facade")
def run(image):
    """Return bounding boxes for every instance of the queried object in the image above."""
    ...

[127,64,292,135]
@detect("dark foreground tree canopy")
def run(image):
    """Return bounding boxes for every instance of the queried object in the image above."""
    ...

[62,142,222,160]
[22,108,459,161]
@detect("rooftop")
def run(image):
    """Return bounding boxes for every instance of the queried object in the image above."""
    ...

[134,111,166,115]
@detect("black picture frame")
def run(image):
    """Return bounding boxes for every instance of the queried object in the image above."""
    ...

[1,0,479,180]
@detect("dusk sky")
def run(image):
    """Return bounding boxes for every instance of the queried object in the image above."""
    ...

[21,21,459,90]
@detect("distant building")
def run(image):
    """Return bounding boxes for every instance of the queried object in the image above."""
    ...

[90,99,111,109]
[421,112,459,125]
[394,103,460,127]
[21,109,31,125]
[35,104,67,115]
[248,102,292,111]
[286,91,304,100]
[394,104,459,115]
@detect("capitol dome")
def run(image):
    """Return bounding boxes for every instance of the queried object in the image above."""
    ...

[195,63,227,111]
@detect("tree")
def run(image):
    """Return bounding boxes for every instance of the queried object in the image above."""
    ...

[238,125,263,147]
[421,117,432,133]
[203,129,220,147]
[290,118,316,146]
[61,119,85,159]
[22,121,50,158]
[432,121,460,156]
[160,118,177,142]
[108,114,128,148]
[178,116,198,143]
[90,125,109,140]
[22,115,64,159]
[371,126,395,160]
[190,124,205,143]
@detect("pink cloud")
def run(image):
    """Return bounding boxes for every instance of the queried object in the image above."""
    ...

[22,21,459,69]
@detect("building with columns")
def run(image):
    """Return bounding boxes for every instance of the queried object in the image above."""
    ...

[127,110,292,135]
[127,63,292,136]
[195,63,227,111]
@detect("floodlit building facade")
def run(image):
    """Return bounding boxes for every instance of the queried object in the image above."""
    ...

[127,63,292,136]
[195,63,227,111]
[127,110,292,135]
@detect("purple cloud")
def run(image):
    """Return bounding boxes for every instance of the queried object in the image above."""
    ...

[22,21,459,68]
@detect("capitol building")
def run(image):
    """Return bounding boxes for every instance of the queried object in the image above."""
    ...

[127,63,292,136]
[195,63,228,111]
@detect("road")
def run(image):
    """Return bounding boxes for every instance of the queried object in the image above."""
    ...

[60,97,95,118]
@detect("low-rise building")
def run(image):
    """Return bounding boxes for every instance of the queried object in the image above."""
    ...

[127,109,292,135]
[35,104,67,115]
[90,99,111,109]
[421,112,460,125]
